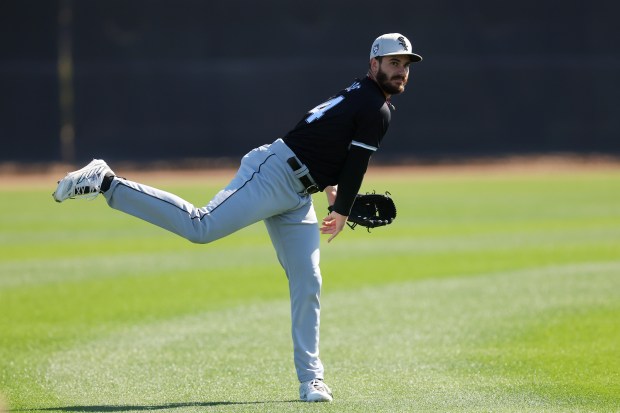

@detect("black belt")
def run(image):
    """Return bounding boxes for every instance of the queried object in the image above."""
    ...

[286,157,320,194]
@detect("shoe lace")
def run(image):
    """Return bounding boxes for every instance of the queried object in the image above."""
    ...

[310,379,328,393]
[73,167,104,200]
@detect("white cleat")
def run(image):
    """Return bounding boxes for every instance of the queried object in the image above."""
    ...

[52,159,113,203]
[299,379,333,402]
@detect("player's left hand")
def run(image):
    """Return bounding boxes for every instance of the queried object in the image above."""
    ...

[321,211,348,243]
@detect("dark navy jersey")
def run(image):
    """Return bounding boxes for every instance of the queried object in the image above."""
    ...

[283,76,391,191]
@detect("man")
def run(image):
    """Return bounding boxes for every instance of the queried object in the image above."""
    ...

[53,33,422,402]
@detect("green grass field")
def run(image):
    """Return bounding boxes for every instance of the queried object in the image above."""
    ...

[1,166,619,412]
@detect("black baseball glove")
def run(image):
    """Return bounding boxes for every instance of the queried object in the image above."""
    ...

[330,191,397,231]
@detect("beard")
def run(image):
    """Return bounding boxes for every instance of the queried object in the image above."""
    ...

[376,67,407,95]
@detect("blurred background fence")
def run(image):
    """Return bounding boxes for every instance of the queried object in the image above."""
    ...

[1,0,618,164]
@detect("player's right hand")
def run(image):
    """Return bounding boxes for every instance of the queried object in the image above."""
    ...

[320,211,348,243]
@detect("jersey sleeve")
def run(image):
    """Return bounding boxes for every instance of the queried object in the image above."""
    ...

[350,103,391,152]
[331,145,373,216]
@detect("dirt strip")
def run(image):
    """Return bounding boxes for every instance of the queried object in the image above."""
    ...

[1,155,619,189]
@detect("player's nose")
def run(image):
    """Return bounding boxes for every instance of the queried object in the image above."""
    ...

[394,66,407,77]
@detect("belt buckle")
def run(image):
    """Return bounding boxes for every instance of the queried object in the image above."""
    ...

[304,184,319,195]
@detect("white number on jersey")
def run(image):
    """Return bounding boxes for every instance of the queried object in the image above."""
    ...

[305,95,344,123]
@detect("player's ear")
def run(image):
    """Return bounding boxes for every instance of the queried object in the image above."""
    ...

[369,57,380,75]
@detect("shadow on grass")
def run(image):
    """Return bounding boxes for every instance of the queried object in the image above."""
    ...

[13,400,299,412]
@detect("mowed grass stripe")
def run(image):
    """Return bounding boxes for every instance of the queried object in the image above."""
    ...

[0,242,277,289]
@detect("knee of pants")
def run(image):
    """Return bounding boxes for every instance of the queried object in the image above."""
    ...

[182,210,245,244]
[187,231,226,245]
[187,235,210,245]
[184,226,218,245]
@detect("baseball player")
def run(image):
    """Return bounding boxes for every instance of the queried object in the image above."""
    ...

[53,33,422,402]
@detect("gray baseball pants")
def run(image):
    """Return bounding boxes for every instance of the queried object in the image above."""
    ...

[103,139,324,382]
